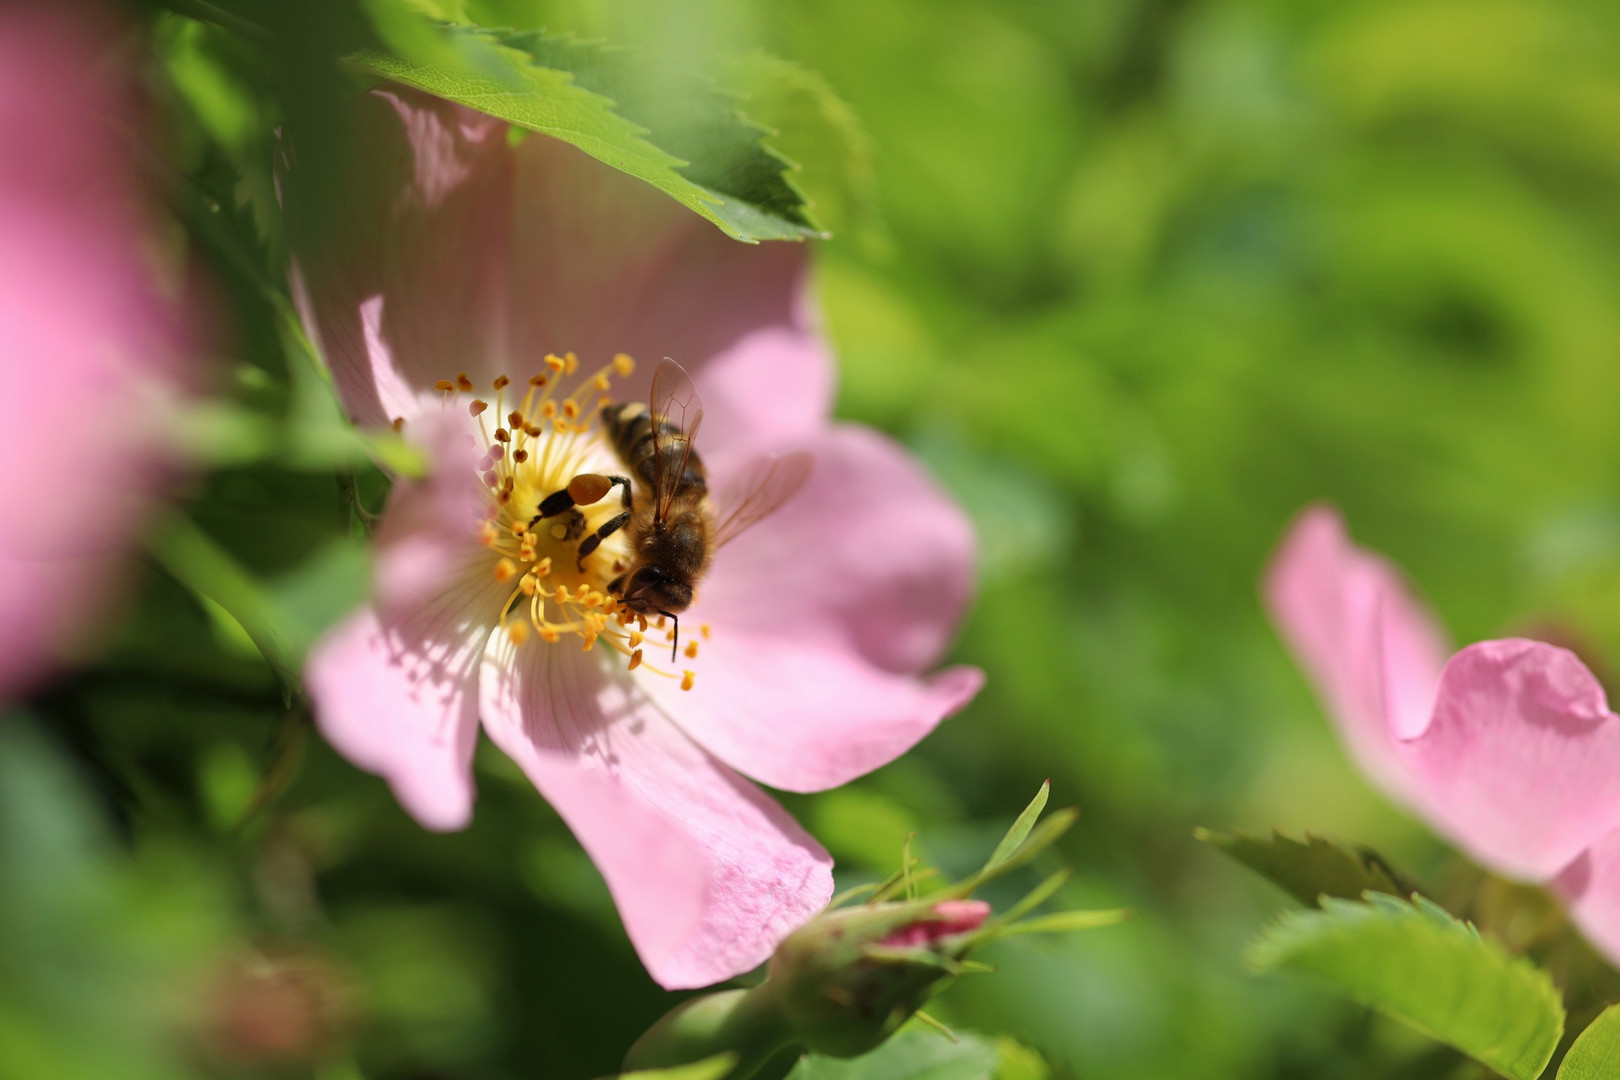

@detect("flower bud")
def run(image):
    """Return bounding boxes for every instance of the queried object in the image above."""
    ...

[623,898,990,1074]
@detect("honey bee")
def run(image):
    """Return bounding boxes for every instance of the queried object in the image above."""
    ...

[534,359,813,659]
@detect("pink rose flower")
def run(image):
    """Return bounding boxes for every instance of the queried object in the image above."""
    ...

[285,87,983,989]
[1266,504,1620,962]
[0,2,188,699]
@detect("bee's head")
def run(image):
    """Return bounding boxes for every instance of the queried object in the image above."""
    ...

[619,564,694,616]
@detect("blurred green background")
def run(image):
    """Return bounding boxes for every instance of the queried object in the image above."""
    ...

[14,0,1620,1076]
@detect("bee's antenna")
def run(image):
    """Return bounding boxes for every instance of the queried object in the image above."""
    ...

[659,610,679,664]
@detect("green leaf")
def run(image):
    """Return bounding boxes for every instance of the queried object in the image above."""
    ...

[1248,893,1564,1080]
[983,781,1051,873]
[353,13,821,243]
[602,1054,739,1080]
[1195,827,1412,907]
[720,53,877,241]
[785,1022,1000,1080]
[1560,1003,1620,1079]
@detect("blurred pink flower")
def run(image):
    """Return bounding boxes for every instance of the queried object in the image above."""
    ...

[1266,504,1620,962]
[286,87,983,989]
[0,3,188,699]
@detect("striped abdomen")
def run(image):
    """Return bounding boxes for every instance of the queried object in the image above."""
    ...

[600,401,708,500]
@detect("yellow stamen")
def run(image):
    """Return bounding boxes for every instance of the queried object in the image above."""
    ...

[681,671,695,691]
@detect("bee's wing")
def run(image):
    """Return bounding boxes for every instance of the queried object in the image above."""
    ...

[713,450,814,549]
[648,358,704,523]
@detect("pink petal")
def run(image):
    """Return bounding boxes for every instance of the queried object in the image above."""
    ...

[286,88,513,429]
[647,631,982,795]
[305,414,505,830]
[1553,830,1620,967]
[0,3,185,698]
[479,635,833,989]
[1263,505,1450,806]
[637,426,982,793]
[701,426,978,675]
[288,87,831,450]
[369,408,489,617]
[1397,639,1620,881]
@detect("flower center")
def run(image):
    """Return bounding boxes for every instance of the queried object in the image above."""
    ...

[433,353,701,690]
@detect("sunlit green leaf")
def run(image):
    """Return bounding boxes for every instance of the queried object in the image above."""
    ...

[1559,1002,1620,1080]
[1248,894,1564,1080]
[354,13,820,242]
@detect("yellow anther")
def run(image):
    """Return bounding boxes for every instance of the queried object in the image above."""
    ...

[563,400,580,419]
[594,373,611,392]
[700,623,711,640]
[508,410,524,428]
[392,417,405,432]
[508,621,529,646]
[564,352,579,374]
[627,649,644,671]
[478,522,498,546]
[494,558,519,583]
[655,615,667,629]
[534,557,552,577]
[469,399,488,416]
[519,574,538,597]
[684,641,699,659]
[613,353,635,377]
[541,401,557,419]
[637,615,648,632]
[540,626,560,643]
[545,354,566,372]
[529,373,548,387]
[456,373,474,392]
[583,590,603,608]
[524,423,543,438]
[582,633,597,652]
[493,374,510,391]
[629,630,644,649]
[495,427,510,442]
[512,449,528,463]
[518,544,536,562]
[554,583,571,603]
[434,379,456,392]
[680,671,695,692]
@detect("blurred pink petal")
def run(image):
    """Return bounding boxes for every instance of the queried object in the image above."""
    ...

[1554,830,1620,967]
[291,84,982,988]
[1400,640,1620,880]
[479,636,832,989]
[0,2,187,697]
[1264,505,1449,805]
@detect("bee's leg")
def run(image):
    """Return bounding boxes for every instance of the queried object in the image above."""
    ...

[577,511,631,570]
[532,474,631,525]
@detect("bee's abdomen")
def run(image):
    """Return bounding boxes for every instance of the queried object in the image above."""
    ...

[602,402,708,493]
